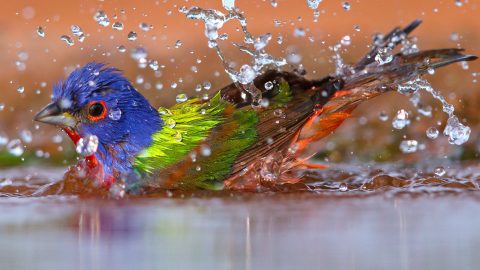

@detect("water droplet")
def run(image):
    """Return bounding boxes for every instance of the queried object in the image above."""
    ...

[7,139,23,156]
[60,35,74,46]
[378,111,388,121]
[139,22,152,32]
[76,135,99,156]
[130,46,148,61]
[15,61,26,71]
[17,86,25,94]
[450,32,460,41]
[222,0,236,10]
[174,40,183,48]
[112,22,124,31]
[176,93,188,103]
[173,131,183,142]
[0,133,8,145]
[108,108,122,120]
[127,31,138,41]
[340,35,351,46]
[443,115,470,145]
[165,118,176,128]
[52,134,63,144]
[19,130,32,143]
[117,45,126,53]
[342,1,351,11]
[36,26,45,37]
[273,108,286,118]
[109,182,126,198]
[426,127,439,139]
[148,60,159,71]
[293,27,306,37]
[254,33,272,51]
[277,36,283,44]
[93,10,110,27]
[339,183,348,192]
[136,75,144,84]
[200,145,212,157]
[158,107,172,115]
[260,98,270,108]
[434,166,446,177]
[203,81,212,90]
[399,140,418,153]
[375,48,393,65]
[237,64,256,84]
[306,0,322,10]
[392,109,410,129]
[264,81,274,90]
[71,25,83,36]
[155,82,164,90]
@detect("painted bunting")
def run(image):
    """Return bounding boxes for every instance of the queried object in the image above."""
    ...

[34,20,476,193]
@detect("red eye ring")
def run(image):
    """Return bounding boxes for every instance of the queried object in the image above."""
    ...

[87,100,107,122]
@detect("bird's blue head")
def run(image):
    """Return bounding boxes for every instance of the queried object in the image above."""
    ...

[35,62,163,180]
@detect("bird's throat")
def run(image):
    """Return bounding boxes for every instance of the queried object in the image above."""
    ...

[62,127,113,188]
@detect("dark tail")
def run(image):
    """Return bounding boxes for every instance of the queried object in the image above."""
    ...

[294,19,477,155]
[342,20,477,91]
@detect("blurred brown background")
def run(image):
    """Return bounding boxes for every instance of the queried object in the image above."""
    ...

[0,0,479,164]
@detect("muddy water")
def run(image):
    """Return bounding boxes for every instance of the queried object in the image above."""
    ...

[1,165,480,270]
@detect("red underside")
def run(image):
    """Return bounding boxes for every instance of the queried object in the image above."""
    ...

[62,127,114,188]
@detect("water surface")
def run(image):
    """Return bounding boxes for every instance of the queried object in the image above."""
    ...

[1,164,479,270]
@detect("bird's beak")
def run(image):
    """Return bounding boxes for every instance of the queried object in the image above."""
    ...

[34,102,77,128]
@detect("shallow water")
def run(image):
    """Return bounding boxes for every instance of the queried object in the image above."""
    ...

[1,164,480,269]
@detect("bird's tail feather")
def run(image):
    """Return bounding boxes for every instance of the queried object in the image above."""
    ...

[295,20,477,156]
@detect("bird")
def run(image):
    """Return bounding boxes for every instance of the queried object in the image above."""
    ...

[34,20,477,194]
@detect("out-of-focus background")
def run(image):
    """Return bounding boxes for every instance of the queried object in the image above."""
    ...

[0,0,478,166]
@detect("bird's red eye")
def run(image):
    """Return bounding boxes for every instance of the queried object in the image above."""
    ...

[87,101,107,122]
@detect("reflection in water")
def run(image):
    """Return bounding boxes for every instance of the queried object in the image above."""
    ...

[1,191,480,269]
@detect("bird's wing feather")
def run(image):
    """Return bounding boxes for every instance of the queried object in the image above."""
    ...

[134,93,227,174]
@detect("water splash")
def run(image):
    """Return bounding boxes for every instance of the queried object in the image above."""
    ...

[181,4,286,106]
[76,135,99,157]
[396,77,471,145]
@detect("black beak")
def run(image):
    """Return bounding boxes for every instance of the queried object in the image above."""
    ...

[34,102,76,127]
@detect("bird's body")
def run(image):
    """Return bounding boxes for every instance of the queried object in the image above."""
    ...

[35,20,477,194]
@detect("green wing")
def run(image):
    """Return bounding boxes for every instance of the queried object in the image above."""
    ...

[133,78,309,190]
[134,93,227,174]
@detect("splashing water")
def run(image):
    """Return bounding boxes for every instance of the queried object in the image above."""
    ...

[75,135,99,157]
[396,77,471,145]
[181,4,286,106]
